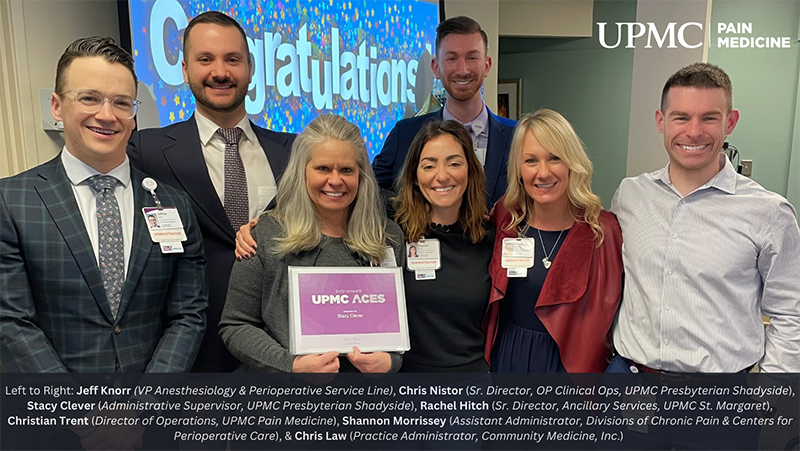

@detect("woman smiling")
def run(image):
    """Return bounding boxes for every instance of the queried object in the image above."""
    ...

[483,109,623,373]
[394,120,494,372]
[219,114,404,373]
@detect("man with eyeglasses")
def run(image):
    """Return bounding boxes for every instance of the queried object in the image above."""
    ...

[0,36,208,378]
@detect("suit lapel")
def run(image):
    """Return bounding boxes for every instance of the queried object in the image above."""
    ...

[253,122,290,183]
[118,169,154,318]
[163,116,235,241]
[484,112,512,201]
[35,158,114,322]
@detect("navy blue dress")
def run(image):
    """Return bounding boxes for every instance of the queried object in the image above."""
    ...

[492,227,569,373]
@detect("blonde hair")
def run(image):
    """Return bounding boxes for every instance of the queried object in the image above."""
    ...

[269,114,391,262]
[503,109,604,245]
[393,120,487,243]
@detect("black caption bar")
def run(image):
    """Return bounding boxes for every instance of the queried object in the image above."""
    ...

[1,373,797,450]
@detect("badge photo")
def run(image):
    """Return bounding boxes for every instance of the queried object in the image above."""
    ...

[142,207,187,243]
[405,239,441,271]
[500,237,535,269]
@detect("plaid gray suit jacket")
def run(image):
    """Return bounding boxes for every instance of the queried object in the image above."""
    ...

[0,155,208,372]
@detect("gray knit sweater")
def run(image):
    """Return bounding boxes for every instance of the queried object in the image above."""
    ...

[219,215,405,372]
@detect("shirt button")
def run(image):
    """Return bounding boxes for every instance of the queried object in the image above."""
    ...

[668,270,673,275]
[666,305,671,311]
[114,325,121,334]
[664,339,670,345]
[672,234,678,240]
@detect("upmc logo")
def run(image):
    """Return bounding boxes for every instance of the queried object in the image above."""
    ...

[597,22,704,49]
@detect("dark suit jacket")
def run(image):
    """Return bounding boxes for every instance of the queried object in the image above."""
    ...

[128,115,294,372]
[372,109,517,207]
[0,156,208,373]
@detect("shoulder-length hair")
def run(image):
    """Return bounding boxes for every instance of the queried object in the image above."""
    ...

[393,120,487,243]
[269,114,390,262]
[503,109,604,245]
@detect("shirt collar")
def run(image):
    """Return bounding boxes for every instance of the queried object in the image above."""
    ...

[61,146,131,188]
[442,102,489,134]
[195,110,256,147]
[655,153,737,195]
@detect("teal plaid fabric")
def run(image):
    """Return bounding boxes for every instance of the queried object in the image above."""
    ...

[0,156,208,373]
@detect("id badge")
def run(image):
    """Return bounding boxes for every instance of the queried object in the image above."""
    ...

[501,238,535,269]
[406,239,441,271]
[379,247,397,268]
[142,207,187,243]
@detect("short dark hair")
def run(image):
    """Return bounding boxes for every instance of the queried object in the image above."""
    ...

[661,62,733,112]
[183,11,250,62]
[55,37,137,94]
[435,16,488,56]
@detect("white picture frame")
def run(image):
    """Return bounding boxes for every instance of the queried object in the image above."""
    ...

[287,266,410,355]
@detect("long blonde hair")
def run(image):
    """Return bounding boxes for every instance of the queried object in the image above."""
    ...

[269,114,391,262]
[503,109,604,245]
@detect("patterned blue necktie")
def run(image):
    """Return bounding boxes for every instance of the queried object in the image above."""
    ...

[87,175,124,319]
[216,127,248,230]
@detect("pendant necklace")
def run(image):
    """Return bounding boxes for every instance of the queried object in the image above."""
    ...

[535,220,569,269]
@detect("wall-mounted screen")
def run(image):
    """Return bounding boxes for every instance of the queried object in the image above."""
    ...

[128,0,439,158]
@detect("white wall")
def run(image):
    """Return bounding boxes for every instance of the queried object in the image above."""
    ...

[499,0,593,37]
[625,0,710,176]
[1,0,120,176]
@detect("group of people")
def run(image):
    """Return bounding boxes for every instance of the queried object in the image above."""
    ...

[4,11,797,451]
[2,11,799,382]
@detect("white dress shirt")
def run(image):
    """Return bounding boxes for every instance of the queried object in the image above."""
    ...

[195,111,277,221]
[61,148,134,277]
[611,154,800,373]
[443,103,489,166]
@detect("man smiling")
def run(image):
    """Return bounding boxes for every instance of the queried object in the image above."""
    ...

[0,37,207,375]
[128,11,295,372]
[610,62,800,375]
[372,16,515,208]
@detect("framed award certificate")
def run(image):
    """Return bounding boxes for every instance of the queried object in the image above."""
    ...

[287,266,410,355]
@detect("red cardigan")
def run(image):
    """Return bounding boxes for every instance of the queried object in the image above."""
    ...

[482,198,623,372]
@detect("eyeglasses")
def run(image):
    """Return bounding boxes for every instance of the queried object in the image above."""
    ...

[59,90,141,119]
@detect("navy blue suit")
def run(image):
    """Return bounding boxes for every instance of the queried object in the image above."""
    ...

[128,115,294,372]
[372,109,516,207]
